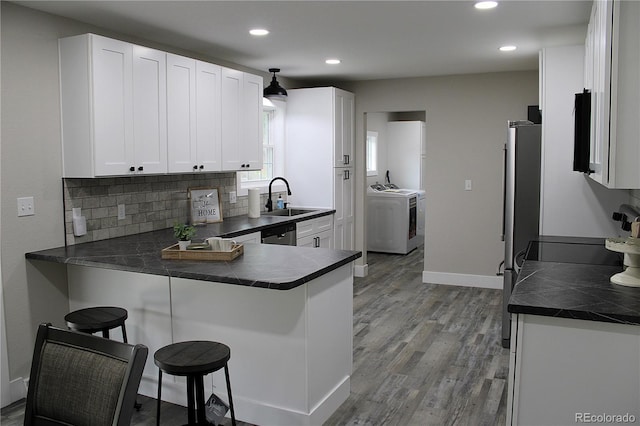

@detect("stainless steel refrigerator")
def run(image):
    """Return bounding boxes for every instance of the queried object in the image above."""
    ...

[501,121,541,348]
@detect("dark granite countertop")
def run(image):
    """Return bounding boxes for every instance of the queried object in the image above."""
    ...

[508,260,640,325]
[26,209,363,290]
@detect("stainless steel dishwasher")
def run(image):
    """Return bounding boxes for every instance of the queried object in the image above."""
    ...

[261,222,296,245]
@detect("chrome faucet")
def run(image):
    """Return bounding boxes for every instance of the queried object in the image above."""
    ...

[265,177,292,211]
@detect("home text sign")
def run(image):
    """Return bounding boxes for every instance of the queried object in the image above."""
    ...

[189,188,223,224]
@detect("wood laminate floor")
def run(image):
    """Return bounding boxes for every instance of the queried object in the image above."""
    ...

[1,246,508,425]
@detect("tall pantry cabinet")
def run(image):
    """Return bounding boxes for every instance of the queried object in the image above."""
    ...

[285,87,355,250]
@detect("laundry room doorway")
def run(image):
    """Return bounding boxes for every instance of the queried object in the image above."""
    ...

[364,110,427,266]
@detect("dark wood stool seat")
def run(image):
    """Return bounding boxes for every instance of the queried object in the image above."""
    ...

[64,306,129,341]
[154,341,237,426]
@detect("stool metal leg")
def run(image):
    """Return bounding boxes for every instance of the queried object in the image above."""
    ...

[101,329,110,339]
[187,376,196,425]
[224,365,237,426]
[156,369,162,426]
[195,375,206,425]
[121,324,128,343]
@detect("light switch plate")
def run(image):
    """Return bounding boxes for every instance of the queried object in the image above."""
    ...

[229,191,237,204]
[464,180,472,191]
[17,197,35,217]
[118,204,126,220]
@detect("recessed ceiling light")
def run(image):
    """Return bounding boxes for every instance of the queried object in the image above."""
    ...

[475,1,498,9]
[499,45,517,52]
[249,29,269,36]
[325,59,341,65]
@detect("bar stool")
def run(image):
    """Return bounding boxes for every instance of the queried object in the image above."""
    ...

[154,340,237,426]
[65,306,141,410]
[64,306,129,341]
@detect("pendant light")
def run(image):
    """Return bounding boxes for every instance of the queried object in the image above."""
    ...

[263,68,287,101]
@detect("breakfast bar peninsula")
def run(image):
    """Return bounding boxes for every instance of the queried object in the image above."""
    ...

[27,226,361,426]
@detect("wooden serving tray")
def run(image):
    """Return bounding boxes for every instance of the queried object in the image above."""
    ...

[161,243,244,261]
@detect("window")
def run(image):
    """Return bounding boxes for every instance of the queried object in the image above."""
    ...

[366,131,378,177]
[236,99,285,195]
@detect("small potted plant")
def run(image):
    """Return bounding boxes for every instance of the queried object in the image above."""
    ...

[173,222,196,250]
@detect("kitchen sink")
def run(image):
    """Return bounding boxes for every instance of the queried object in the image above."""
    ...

[262,208,318,217]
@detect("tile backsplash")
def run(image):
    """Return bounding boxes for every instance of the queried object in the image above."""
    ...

[63,173,271,245]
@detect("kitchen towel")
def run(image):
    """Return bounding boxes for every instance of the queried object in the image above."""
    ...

[248,188,260,218]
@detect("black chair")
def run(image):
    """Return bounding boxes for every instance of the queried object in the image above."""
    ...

[24,323,148,426]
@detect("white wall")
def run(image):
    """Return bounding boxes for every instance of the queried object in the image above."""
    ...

[343,72,539,281]
[540,45,628,237]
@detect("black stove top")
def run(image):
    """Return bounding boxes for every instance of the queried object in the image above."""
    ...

[525,238,623,266]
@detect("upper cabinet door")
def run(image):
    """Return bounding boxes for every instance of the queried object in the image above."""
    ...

[586,0,640,188]
[195,61,222,172]
[221,68,263,171]
[167,54,197,173]
[221,67,243,171]
[241,72,263,170]
[91,36,134,176]
[132,46,167,175]
[333,89,355,168]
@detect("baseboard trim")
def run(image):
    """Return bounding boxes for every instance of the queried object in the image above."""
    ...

[354,263,368,278]
[7,377,27,405]
[422,271,502,290]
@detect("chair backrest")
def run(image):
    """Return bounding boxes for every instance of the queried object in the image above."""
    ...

[25,323,148,426]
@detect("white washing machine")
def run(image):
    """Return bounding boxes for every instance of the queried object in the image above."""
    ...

[367,184,421,254]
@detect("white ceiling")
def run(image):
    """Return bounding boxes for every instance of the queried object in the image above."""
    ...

[14,0,593,82]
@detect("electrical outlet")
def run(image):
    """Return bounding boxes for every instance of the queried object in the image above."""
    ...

[117,204,126,220]
[464,180,472,191]
[17,197,35,217]
[229,191,237,204]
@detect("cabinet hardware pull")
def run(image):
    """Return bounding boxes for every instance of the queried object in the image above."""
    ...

[138,166,143,171]
[344,169,350,180]
[129,166,135,172]
[199,165,204,170]
[343,154,349,165]
[193,165,198,170]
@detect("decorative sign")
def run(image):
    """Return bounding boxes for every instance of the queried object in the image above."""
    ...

[189,187,223,224]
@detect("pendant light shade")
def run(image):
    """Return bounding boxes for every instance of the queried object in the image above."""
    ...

[263,68,287,101]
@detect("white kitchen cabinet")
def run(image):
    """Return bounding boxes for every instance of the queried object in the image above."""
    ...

[233,231,261,244]
[59,34,167,177]
[585,0,640,188]
[333,167,354,250]
[167,55,224,173]
[195,61,222,172]
[221,68,263,171]
[285,87,355,251]
[60,33,262,176]
[334,90,355,168]
[297,215,333,248]
[386,121,426,189]
[167,53,197,173]
[507,314,640,425]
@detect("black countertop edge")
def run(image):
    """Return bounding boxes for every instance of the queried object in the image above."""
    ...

[26,216,362,291]
[508,260,640,325]
[507,305,640,326]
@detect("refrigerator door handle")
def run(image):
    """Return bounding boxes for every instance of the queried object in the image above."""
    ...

[501,143,507,242]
